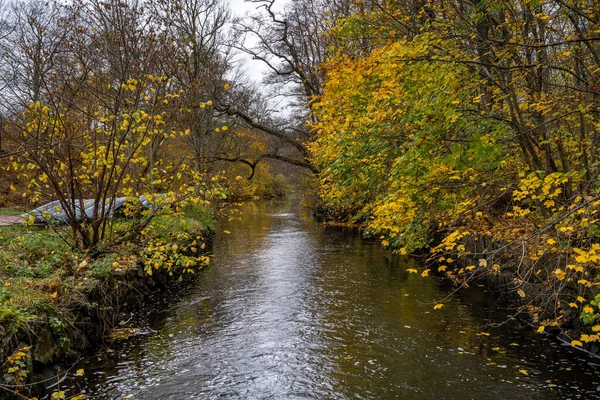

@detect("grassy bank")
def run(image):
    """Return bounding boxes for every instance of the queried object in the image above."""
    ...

[0,204,214,399]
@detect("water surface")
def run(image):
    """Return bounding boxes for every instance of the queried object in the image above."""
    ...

[66,199,600,399]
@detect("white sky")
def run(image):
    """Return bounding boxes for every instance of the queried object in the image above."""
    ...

[227,0,287,83]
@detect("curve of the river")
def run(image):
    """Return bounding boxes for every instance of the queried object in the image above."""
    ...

[65,199,600,399]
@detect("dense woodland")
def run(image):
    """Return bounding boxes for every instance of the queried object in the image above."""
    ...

[0,0,600,383]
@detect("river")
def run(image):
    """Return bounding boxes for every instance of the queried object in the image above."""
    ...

[63,199,600,399]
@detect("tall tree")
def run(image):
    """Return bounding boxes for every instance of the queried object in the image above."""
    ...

[219,0,354,174]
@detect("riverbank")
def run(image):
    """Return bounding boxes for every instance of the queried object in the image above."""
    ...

[0,206,214,399]
[310,196,600,357]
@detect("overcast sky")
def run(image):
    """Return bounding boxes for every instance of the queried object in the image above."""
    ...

[227,0,287,84]
[227,0,264,83]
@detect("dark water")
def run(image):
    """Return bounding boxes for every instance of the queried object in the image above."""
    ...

[64,199,600,399]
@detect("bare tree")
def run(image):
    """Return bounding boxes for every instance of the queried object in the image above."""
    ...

[213,0,351,174]
[2,0,194,250]
[0,0,71,116]
[153,0,233,171]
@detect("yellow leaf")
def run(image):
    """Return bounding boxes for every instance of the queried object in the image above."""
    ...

[517,289,526,298]
[224,83,231,90]
[537,326,545,333]
[76,368,84,376]
[553,269,566,280]
[407,269,418,274]
[479,259,487,267]
[571,340,583,347]
[51,291,58,299]
[547,238,556,245]
[577,296,586,303]
[438,265,447,272]
[519,369,528,375]
[580,334,592,342]
[51,391,65,400]
[421,269,430,277]
[434,303,444,310]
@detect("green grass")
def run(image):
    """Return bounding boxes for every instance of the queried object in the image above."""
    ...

[0,203,214,394]
[0,208,24,216]
[0,204,214,328]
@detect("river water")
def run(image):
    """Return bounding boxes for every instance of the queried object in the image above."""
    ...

[65,199,600,399]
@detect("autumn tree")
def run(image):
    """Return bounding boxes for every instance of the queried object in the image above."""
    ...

[310,0,600,345]
[2,0,214,250]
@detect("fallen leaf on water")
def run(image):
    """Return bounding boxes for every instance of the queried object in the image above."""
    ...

[108,328,138,340]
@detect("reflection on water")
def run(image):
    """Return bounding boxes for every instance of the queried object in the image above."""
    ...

[66,199,600,399]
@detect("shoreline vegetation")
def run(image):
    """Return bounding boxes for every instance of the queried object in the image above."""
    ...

[307,2,600,356]
[0,202,215,399]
